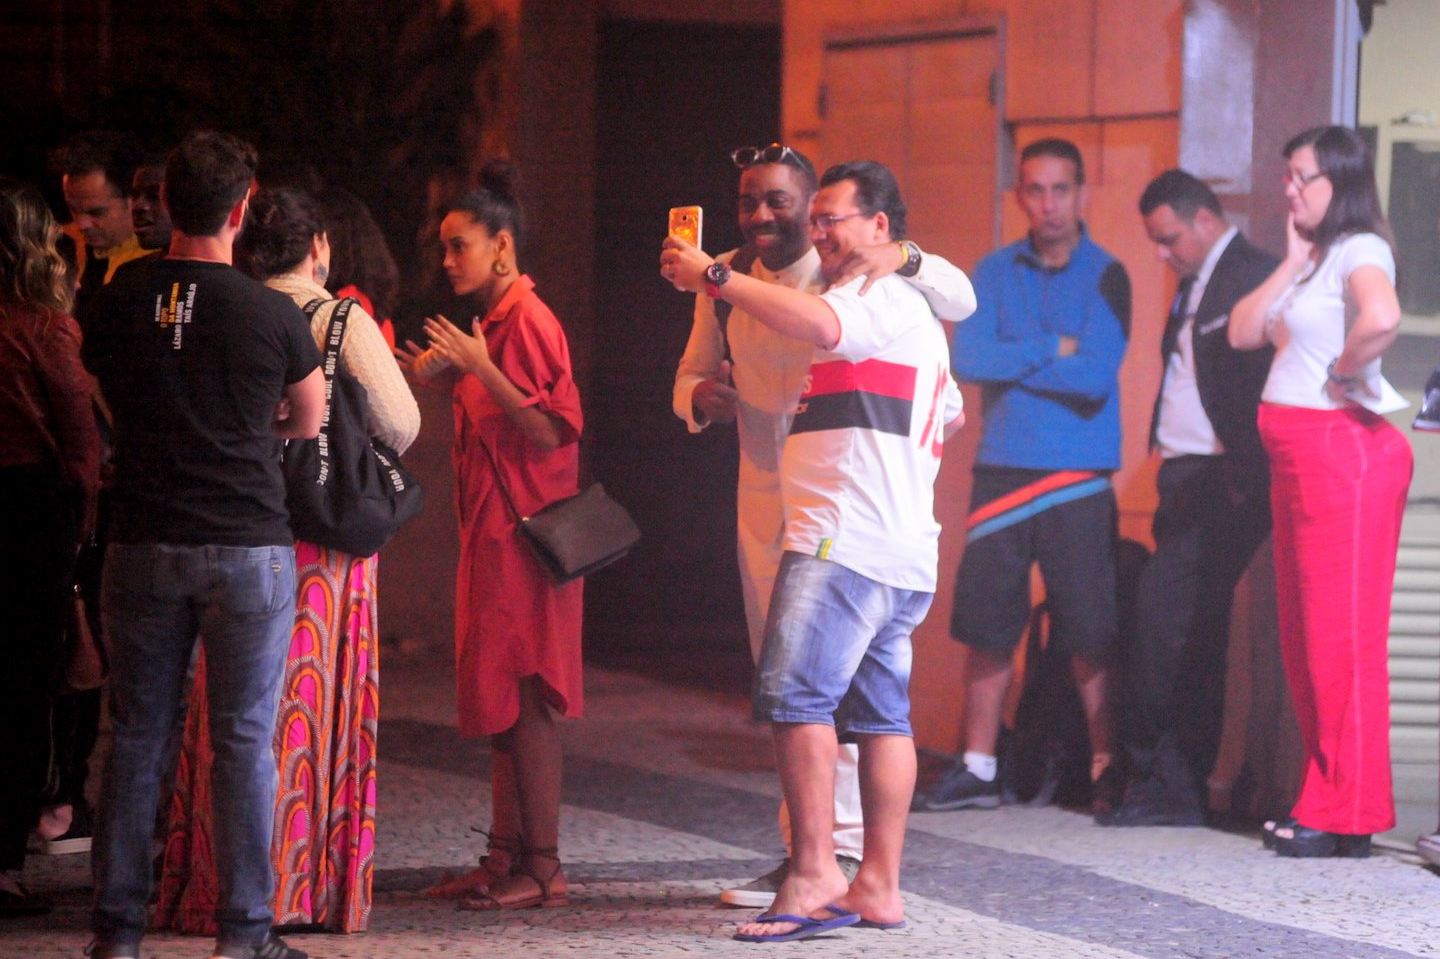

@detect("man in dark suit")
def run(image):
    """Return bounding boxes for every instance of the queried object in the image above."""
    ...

[1101,169,1279,827]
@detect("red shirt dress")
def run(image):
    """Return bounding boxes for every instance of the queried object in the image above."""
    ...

[451,275,584,736]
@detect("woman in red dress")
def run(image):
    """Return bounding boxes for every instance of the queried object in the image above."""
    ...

[400,161,583,909]
[319,187,400,351]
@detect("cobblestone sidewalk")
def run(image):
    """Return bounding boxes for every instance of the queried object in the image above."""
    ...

[3,656,1437,958]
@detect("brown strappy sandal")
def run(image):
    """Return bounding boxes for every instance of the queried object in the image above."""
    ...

[458,844,568,910]
[422,830,520,899]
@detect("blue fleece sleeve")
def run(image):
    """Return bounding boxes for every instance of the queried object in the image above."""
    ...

[1018,260,1130,403]
[949,257,1058,384]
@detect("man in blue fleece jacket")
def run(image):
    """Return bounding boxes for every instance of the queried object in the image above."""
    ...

[913,138,1131,814]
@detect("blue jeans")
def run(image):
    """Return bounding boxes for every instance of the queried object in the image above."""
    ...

[92,543,296,952]
[753,551,933,738]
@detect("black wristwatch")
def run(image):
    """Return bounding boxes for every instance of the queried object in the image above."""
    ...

[1326,358,1360,388]
[896,240,922,278]
[704,261,732,298]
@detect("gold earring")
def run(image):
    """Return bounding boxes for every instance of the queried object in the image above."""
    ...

[492,259,511,276]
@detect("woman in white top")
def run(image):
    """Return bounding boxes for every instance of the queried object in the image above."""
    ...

[1230,126,1412,859]
[157,188,419,934]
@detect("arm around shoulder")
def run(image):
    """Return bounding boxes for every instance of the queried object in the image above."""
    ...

[907,249,977,323]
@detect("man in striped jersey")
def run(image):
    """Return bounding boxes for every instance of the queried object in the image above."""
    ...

[662,160,968,941]
[672,143,976,909]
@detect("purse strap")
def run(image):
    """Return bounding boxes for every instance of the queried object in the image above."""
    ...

[297,296,356,469]
[301,296,357,387]
[472,435,527,525]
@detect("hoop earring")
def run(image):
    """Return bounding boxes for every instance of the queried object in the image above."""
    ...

[493,259,511,277]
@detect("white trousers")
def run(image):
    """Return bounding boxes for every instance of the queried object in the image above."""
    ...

[739,483,864,860]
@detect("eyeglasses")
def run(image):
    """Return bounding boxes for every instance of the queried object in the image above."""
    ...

[731,142,801,169]
[809,212,865,231]
[1284,168,1327,189]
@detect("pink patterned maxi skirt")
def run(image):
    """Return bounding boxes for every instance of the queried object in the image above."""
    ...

[155,541,379,933]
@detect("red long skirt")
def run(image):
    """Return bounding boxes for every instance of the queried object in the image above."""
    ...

[1259,403,1412,835]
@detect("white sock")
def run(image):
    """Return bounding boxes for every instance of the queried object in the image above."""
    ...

[963,751,997,782]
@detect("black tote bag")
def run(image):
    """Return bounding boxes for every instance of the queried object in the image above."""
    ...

[282,297,424,557]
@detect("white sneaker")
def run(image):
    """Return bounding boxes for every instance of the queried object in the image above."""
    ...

[40,812,92,856]
[1414,371,1440,432]
[719,855,861,908]
[720,861,787,908]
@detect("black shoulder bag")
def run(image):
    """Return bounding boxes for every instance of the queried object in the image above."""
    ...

[281,297,424,557]
[475,437,639,584]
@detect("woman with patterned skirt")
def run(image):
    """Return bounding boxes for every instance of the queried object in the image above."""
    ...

[155,188,419,933]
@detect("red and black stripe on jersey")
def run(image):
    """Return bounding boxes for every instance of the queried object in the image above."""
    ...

[790,358,916,436]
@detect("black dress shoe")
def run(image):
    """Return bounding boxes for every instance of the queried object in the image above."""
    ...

[1088,764,1126,819]
[1261,817,1297,850]
[1097,798,1205,827]
[1273,823,1371,858]
[214,933,308,959]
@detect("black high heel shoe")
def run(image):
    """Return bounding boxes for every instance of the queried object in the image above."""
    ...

[1272,823,1371,858]
[1261,817,1297,850]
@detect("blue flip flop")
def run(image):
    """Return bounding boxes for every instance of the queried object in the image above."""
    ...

[825,904,907,931]
[733,905,861,943]
[855,918,908,930]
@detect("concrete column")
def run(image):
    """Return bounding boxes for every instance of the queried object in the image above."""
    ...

[1180,0,1364,819]
[1181,0,1361,249]
[1250,0,1360,251]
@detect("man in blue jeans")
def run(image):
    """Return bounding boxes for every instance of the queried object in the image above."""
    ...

[80,131,325,959]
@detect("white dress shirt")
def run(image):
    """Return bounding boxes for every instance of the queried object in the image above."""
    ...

[1156,227,1236,458]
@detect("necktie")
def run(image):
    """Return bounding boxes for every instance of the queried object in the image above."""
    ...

[1172,275,1196,323]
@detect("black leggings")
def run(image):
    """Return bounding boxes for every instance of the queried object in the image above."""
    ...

[0,468,80,871]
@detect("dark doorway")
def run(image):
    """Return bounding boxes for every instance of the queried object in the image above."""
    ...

[586,18,781,691]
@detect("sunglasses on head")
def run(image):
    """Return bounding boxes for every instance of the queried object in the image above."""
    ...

[730,142,801,169]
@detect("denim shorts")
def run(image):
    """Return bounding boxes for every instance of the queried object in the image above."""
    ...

[753,551,933,738]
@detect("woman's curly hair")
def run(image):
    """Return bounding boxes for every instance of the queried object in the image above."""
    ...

[0,177,73,316]
[236,187,326,281]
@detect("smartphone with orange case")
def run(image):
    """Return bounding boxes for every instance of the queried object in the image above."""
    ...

[668,205,702,248]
